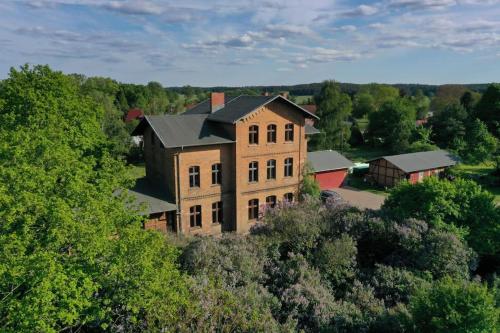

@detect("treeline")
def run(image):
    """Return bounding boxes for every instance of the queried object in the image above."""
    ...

[169,82,492,98]
[309,81,500,166]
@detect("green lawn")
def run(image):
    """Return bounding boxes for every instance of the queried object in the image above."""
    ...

[127,161,146,180]
[343,146,391,163]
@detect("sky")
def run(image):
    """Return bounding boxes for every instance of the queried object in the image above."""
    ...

[0,0,499,86]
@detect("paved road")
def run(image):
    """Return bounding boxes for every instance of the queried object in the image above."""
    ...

[334,186,386,210]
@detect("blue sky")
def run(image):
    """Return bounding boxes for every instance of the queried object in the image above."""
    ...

[1,0,499,86]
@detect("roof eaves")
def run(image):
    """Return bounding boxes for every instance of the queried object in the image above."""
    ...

[163,139,236,149]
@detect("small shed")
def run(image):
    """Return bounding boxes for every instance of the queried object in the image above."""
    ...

[308,150,354,189]
[367,150,458,186]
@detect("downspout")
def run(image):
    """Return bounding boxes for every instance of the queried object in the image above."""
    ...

[298,120,303,195]
[174,146,184,233]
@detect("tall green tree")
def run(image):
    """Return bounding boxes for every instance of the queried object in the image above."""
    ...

[0,65,189,332]
[461,119,497,164]
[412,89,431,120]
[409,277,498,333]
[383,177,500,258]
[313,81,352,151]
[430,85,469,112]
[352,92,375,118]
[80,77,131,157]
[367,99,416,153]
[475,83,500,136]
[428,104,468,151]
[360,84,400,111]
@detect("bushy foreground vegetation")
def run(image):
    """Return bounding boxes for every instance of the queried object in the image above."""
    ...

[0,65,498,332]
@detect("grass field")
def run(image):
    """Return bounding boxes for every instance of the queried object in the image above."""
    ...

[127,161,146,180]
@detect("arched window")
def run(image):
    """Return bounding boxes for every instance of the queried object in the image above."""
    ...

[249,125,259,144]
[284,157,293,177]
[267,159,276,179]
[189,205,202,228]
[266,195,277,208]
[285,123,294,142]
[211,163,222,185]
[189,166,200,187]
[284,192,294,203]
[249,161,259,182]
[267,124,277,143]
[248,199,259,220]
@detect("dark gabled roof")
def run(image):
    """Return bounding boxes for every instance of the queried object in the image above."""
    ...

[184,94,319,124]
[125,178,177,215]
[308,150,354,172]
[131,114,234,148]
[183,95,238,114]
[369,150,459,173]
[305,124,320,135]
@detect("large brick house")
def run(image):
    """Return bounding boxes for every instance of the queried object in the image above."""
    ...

[131,93,319,235]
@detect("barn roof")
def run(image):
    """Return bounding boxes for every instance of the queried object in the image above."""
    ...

[370,150,459,173]
[185,94,319,124]
[308,150,354,172]
[131,114,234,148]
[125,178,177,215]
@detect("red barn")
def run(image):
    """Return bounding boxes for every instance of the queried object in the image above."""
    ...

[367,150,458,187]
[308,150,354,189]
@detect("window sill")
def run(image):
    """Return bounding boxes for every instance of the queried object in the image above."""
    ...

[248,181,259,184]
[210,184,221,187]
[190,226,202,230]
[211,222,221,226]
[266,178,276,182]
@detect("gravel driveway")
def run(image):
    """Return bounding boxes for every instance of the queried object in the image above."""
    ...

[334,186,386,210]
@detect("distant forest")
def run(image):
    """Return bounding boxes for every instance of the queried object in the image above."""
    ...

[169,82,493,98]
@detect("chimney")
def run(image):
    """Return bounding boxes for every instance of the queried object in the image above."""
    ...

[211,92,225,113]
[279,91,289,99]
[262,91,271,96]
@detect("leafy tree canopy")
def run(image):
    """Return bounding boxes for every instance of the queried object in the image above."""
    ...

[0,65,189,332]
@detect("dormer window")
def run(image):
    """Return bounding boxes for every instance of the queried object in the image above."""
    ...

[249,125,259,145]
[267,124,277,143]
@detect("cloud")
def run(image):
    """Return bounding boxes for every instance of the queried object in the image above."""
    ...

[103,1,163,15]
[290,47,361,67]
[332,25,357,32]
[342,4,379,17]
[387,0,457,10]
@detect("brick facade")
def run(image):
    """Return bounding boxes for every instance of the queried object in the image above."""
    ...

[142,99,310,235]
